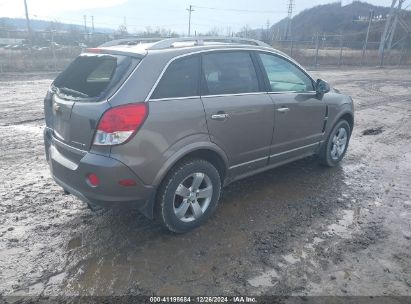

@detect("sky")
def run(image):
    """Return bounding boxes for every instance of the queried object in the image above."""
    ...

[0,0,398,34]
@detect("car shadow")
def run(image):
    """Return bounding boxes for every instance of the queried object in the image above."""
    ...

[62,156,347,295]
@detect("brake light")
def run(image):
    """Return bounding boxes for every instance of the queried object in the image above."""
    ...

[86,48,102,53]
[93,103,148,146]
[86,173,100,186]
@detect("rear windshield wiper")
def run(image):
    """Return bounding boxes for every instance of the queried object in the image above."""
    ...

[57,87,89,98]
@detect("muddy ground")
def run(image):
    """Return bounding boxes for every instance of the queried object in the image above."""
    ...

[0,68,410,297]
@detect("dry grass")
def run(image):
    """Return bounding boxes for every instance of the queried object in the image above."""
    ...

[0,47,81,73]
[274,46,410,67]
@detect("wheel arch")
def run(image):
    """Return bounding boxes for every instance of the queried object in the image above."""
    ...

[154,143,228,186]
[141,144,227,218]
[319,109,353,154]
[326,110,354,139]
[339,112,354,134]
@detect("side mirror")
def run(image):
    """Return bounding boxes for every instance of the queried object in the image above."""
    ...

[316,79,330,95]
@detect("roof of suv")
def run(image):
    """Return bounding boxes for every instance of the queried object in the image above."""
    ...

[92,37,291,61]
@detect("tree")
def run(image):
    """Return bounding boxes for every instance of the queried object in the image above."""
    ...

[116,24,128,37]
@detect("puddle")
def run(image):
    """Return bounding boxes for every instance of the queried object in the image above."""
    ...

[283,253,301,264]
[68,237,82,250]
[12,281,45,296]
[248,269,279,287]
[324,210,354,238]
[48,272,67,285]
[5,124,44,134]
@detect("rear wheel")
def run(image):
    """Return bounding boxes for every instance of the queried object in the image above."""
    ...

[319,120,351,167]
[156,159,221,233]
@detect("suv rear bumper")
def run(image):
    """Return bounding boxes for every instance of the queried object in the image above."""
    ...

[44,129,155,215]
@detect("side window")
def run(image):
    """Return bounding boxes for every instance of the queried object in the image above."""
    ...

[258,53,314,93]
[151,55,199,99]
[202,52,259,95]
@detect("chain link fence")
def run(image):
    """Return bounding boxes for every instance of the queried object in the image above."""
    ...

[0,46,82,73]
[272,33,410,67]
[0,32,410,73]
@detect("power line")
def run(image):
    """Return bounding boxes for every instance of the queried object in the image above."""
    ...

[192,5,287,14]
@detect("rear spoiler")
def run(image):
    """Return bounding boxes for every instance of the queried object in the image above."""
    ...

[84,48,146,58]
[98,37,163,47]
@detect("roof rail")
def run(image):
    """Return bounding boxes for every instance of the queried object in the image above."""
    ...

[99,37,163,47]
[147,36,272,50]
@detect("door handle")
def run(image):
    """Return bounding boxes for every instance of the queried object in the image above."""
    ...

[211,113,230,120]
[277,107,290,113]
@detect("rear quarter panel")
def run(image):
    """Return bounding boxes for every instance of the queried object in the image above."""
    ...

[109,98,210,186]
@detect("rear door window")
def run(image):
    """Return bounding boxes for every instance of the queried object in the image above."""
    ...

[151,55,200,99]
[53,54,138,101]
[201,51,260,95]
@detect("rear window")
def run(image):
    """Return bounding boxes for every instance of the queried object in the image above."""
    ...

[52,54,139,101]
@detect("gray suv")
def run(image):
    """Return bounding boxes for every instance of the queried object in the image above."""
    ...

[44,37,354,233]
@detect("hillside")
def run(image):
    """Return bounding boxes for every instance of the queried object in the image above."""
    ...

[271,1,393,41]
[0,17,112,33]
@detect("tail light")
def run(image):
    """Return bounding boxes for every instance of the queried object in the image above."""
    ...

[86,173,100,186]
[93,103,148,146]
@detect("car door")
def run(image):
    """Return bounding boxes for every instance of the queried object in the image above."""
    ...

[200,51,274,176]
[256,52,327,164]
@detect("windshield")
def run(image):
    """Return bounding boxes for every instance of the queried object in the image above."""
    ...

[52,54,139,102]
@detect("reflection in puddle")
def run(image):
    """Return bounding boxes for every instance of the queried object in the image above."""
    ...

[324,210,354,238]
[10,124,43,134]
[283,253,300,265]
[248,269,279,287]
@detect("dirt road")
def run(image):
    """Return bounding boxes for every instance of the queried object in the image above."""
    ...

[0,68,410,297]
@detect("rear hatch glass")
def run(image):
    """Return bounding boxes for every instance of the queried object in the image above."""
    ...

[52,54,137,102]
[44,53,140,152]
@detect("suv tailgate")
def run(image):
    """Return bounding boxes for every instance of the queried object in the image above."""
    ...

[44,53,140,152]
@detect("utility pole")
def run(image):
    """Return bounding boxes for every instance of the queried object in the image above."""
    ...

[123,16,127,33]
[83,15,87,36]
[187,5,194,36]
[91,16,95,34]
[285,0,294,40]
[23,0,33,49]
[378,0,397,59]
[51,30,57,71]
[314,32,320,66]
[338,32,344,66]
[387,0,405,51]
[361,10,374,65]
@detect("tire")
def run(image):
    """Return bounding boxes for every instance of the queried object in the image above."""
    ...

[156,158,222,233]
[319,120,351,167]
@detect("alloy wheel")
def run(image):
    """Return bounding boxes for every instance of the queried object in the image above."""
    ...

[173,172,213,222]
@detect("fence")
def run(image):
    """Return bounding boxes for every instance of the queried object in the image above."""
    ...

[0,34,410,73]
[0,46,82,73]
[272,33,410,67]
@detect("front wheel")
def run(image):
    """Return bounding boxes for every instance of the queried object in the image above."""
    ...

[319,120,351,167]
[156,159,221,233]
